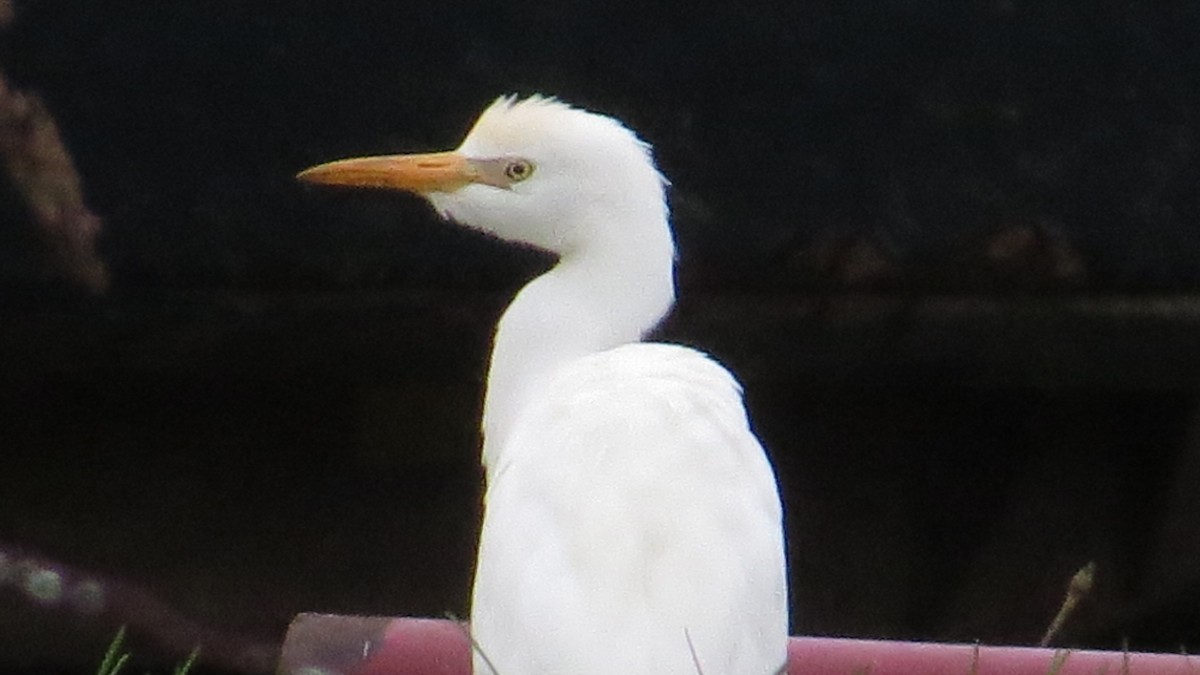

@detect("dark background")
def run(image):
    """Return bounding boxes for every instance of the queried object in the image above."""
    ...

[1,1,1199,672]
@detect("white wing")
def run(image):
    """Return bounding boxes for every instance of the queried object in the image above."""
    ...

[471,342,788,675]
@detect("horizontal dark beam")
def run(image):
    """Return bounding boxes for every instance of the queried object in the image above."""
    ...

[664,294,1200,390]
[4,292,1199,390]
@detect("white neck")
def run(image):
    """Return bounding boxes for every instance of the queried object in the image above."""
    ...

[480,210,676,471]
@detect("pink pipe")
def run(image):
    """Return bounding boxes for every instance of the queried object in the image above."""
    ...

[279,614,1200,675]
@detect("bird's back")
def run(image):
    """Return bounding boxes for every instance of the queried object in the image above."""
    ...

[471,343,787,675]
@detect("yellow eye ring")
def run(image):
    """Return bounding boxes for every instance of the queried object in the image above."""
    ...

[504,159,534,182]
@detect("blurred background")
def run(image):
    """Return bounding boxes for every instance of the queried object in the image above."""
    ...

[1,0,1198,672]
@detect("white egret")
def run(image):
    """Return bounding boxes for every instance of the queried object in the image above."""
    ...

[298,95,788,675]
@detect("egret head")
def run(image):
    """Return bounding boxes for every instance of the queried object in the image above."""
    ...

[297,95,670,257]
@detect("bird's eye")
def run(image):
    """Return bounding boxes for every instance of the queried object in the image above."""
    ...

[504,159,534,182]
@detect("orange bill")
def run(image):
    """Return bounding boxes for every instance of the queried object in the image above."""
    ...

[296,151,476,194]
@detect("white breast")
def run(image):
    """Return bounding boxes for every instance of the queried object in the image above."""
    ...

[470,342,788,675]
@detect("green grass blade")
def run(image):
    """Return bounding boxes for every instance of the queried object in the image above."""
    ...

[96,627,129,675]
[173,646,201,675]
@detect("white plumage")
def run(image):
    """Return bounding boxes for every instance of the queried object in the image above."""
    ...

[298,95,788,675]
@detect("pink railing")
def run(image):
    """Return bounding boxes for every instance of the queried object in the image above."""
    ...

[279,614,1199,675]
